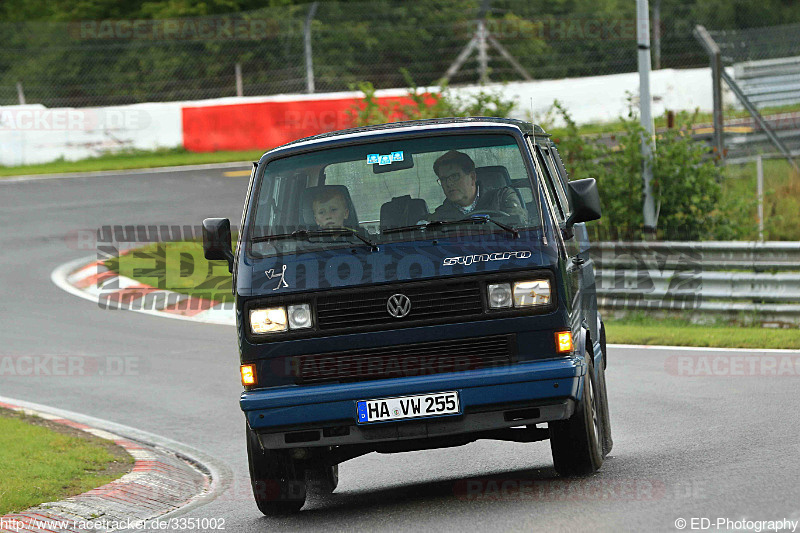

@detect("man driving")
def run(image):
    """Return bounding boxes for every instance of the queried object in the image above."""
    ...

[429,150,527,223]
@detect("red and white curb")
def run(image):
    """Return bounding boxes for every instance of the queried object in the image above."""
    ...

[0,398,217,533]
[51,256,234,326]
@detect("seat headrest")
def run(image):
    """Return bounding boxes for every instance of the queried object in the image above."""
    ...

[475,165,512,190]
[380,195,429,230]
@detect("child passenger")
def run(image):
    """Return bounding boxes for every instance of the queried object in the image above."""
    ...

[312,188,350,229]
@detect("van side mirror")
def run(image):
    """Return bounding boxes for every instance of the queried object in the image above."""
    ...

[203,218,234,273]
[565,178,601,228]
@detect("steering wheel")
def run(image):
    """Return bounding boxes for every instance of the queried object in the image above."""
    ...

[470,210,511,218]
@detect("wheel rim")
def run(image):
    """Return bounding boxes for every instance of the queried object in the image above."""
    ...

[587,374,601,445]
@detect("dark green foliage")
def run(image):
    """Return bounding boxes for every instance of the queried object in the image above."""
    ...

[4,0,800,107]
[347,71,517,125]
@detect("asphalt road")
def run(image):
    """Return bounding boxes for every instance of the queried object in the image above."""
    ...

[1,167,799,533]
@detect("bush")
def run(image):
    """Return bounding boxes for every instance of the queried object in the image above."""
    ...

[551,101,754,241]
[349,86,755,241]
[348,69,516,127]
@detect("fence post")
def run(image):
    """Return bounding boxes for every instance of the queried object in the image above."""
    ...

[235,63,243,97]
[16,82,26,105]
[637,0,657,233]
[757,155,764,242]
[477,20,489,84]
[304,2,319,94]
[653,0,661,70]
[693,25,725,163]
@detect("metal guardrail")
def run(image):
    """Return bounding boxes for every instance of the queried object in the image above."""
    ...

[591,241,800,325]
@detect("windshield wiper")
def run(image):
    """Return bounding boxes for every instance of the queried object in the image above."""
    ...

[252,228,379,251]
[382,214,519,238]
[470,214,520,238]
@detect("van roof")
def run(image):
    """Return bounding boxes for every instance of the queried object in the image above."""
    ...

[282,117,548,148]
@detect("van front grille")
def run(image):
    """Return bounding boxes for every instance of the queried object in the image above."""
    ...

[315,280,483,330]
[292,334,515,385]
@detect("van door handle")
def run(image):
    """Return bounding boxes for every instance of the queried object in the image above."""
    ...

[572,256,585,266]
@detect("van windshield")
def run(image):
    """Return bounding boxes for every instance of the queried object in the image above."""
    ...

[248,133,540,257]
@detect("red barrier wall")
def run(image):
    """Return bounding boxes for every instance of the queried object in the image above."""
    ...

[181,94,434,153]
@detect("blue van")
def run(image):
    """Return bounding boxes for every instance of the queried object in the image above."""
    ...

[203,117,612,514]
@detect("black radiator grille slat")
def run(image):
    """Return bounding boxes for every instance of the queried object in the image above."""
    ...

[292,335,515,384]
[318,309,483,328]
[316,280,484,329]
[316,286,481,308]
[317,298,483,321]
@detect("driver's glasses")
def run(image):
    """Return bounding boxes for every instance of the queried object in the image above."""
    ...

[436,171,465,186]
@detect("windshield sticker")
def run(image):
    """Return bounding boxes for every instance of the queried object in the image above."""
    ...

[264,265,289,290]
[366,151,404,165]
[442,250,532,267]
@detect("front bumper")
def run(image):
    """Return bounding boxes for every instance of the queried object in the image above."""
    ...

[241,356,585,448]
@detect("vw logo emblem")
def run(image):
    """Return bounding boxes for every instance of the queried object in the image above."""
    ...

[386,294,411,318]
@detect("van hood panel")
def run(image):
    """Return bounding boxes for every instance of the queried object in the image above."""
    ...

[242,232,558,297]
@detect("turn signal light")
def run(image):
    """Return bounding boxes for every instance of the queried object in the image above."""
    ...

[555,331,573,354]
[241,364,257,386]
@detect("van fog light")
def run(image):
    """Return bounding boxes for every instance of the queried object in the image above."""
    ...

[513,280,551,307]
[288,304,312,329]
[488,283,513,308]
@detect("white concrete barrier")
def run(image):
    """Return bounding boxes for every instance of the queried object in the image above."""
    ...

[451,67,720,126]
[0,101,183,166]
[0,68,720,167]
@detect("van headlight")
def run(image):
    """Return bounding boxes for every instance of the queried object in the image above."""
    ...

[487,280,551,309]
[287,304,312,329]
[250,308,288,334]
[250,304,313,334]
[513,280,551,307]
[487,283,513,308]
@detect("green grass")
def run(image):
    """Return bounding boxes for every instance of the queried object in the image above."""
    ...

[0,410,133,515]
[105,239,234,303]
[0,147,265,177]
[545,101,800,138]
[721,158,800,241]
[606,316,800,349]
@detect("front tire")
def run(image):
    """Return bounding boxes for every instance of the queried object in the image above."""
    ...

[307,462,338,495]
[549,356,604,476]
[246,424,307,515]
[596,325,614,456]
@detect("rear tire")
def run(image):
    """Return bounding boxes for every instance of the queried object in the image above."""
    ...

[549,356,604,476]
[246,424,307,515]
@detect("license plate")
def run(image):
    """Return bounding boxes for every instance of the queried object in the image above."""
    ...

[356,391,460,424]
